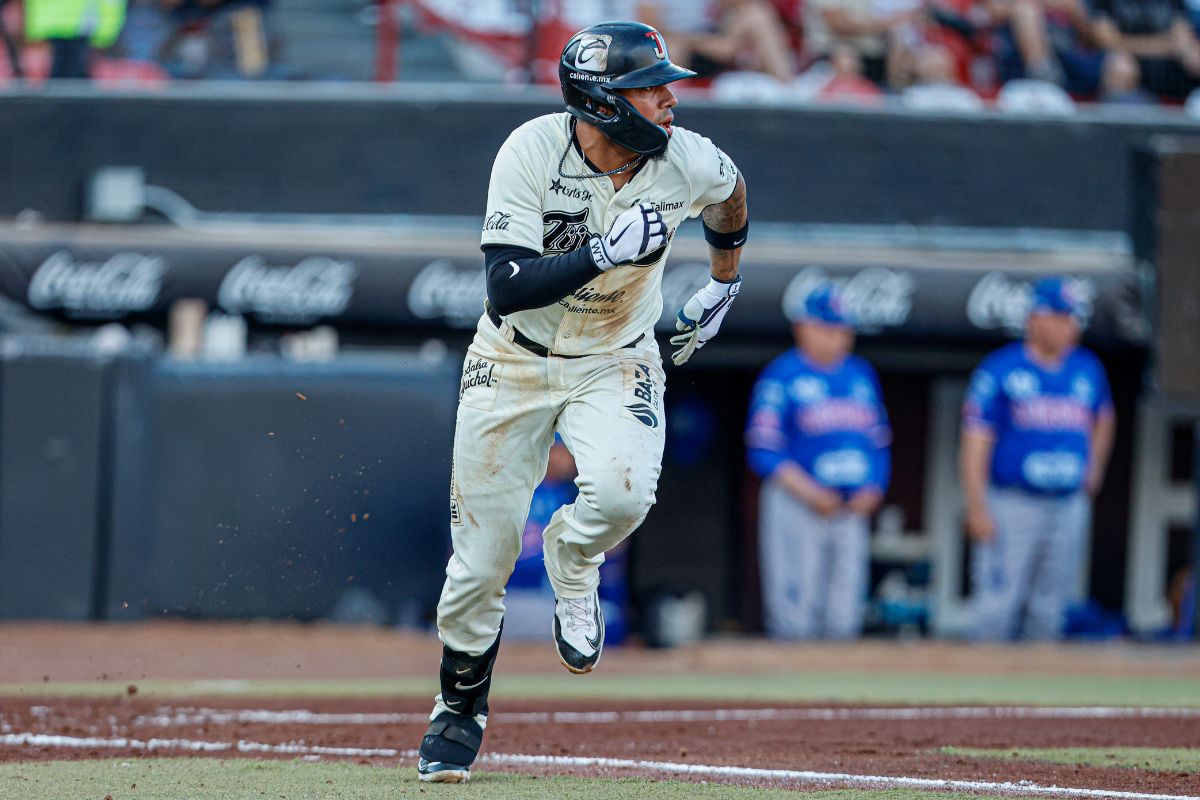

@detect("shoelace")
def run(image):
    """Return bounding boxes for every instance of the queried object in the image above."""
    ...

[563,597,594,633]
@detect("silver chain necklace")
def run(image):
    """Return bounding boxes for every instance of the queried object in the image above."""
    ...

[557,119,643,180]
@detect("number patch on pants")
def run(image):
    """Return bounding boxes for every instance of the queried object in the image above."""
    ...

[449,455,464,526]
[622,361,661,429]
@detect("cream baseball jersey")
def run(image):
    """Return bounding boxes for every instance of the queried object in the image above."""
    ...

[481,112,739,356]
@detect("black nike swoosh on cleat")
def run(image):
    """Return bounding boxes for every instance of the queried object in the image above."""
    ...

[584,607,603,651]
[607,220,637,248]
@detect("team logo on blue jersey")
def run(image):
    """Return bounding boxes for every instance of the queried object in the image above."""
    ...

[1004,369,1038,400]
[791,376,827,404]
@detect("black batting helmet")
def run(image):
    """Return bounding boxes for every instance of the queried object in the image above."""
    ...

[559,21,696,155]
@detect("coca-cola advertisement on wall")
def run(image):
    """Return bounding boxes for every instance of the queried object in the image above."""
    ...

[27,251,167,318]
[217,256,358,324]
[0,224,1148,350]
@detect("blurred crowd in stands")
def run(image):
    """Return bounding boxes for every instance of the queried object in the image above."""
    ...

[2,0,1200,114]
[0,0,279,83]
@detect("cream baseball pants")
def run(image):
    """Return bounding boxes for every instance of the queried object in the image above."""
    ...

[437,312,666,656]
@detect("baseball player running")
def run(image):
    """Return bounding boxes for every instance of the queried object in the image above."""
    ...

[960,276,1115,640]
[745,284,891,639]
[417,20,748,783]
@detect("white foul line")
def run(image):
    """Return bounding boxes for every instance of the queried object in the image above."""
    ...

[482,752,1200,800]
[125,705,1200,728]
[2,730,1198,800]
[0,731,401,758]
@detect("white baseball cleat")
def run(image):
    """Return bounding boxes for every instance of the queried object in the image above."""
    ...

[553,591,604,674]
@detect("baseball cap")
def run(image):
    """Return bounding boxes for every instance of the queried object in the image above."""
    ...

[1029,276,1084,319]
[789,283,853,326]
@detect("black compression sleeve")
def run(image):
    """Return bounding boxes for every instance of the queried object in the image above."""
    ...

[483,244,603,316]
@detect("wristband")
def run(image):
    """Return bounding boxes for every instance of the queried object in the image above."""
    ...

[702,219,749,250]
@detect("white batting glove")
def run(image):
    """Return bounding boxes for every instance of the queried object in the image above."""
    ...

[670,275,742,366]
[588,202,668,272]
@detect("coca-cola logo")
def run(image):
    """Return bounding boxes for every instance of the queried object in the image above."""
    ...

[28,251,166,318]
[407,259,486,329]
[782,267,915,333]
[967,272,1095,335]
[218,256,357,323]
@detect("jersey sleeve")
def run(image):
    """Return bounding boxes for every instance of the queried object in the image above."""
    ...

[481,128,546,253]
[679,131,740,218]
[962,359,1002,433]
[1088,353,1115,416]
[864,361,892,493]
[745,367,791,479]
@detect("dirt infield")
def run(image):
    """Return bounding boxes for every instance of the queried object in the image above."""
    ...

[2,623,1199,795]
[2,696,1199,794]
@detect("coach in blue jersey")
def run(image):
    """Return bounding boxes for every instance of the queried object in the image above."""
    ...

[960,276,1116,641]
[745,284,892,639]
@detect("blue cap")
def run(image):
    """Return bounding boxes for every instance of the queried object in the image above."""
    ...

[1030,276,1084,319]
[790,283,853,326]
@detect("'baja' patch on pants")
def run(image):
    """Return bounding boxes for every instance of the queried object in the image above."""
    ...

[622,360,661,429]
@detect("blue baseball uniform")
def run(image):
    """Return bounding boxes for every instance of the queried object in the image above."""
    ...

[746,349,891,639]
[962,341,1113,640]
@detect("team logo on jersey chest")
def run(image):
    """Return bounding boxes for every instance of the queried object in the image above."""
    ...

[543,209,593,253]
[1004,369,1039,400]
[791,376,827,403]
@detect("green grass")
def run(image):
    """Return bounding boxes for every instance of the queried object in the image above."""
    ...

[0,759,1047,800]
[941,746,1200,772]
[3,672,1199,706]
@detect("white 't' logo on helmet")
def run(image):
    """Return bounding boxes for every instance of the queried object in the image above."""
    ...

[574,34,612,72]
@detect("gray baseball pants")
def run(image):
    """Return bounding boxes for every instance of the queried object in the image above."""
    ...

[971,487,1090,640]
[758,478,870,640]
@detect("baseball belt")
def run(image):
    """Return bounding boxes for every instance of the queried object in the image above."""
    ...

[486,304,643,358]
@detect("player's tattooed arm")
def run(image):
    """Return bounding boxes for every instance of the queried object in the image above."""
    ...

[670,175,748,365]
[701,174,747,282]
